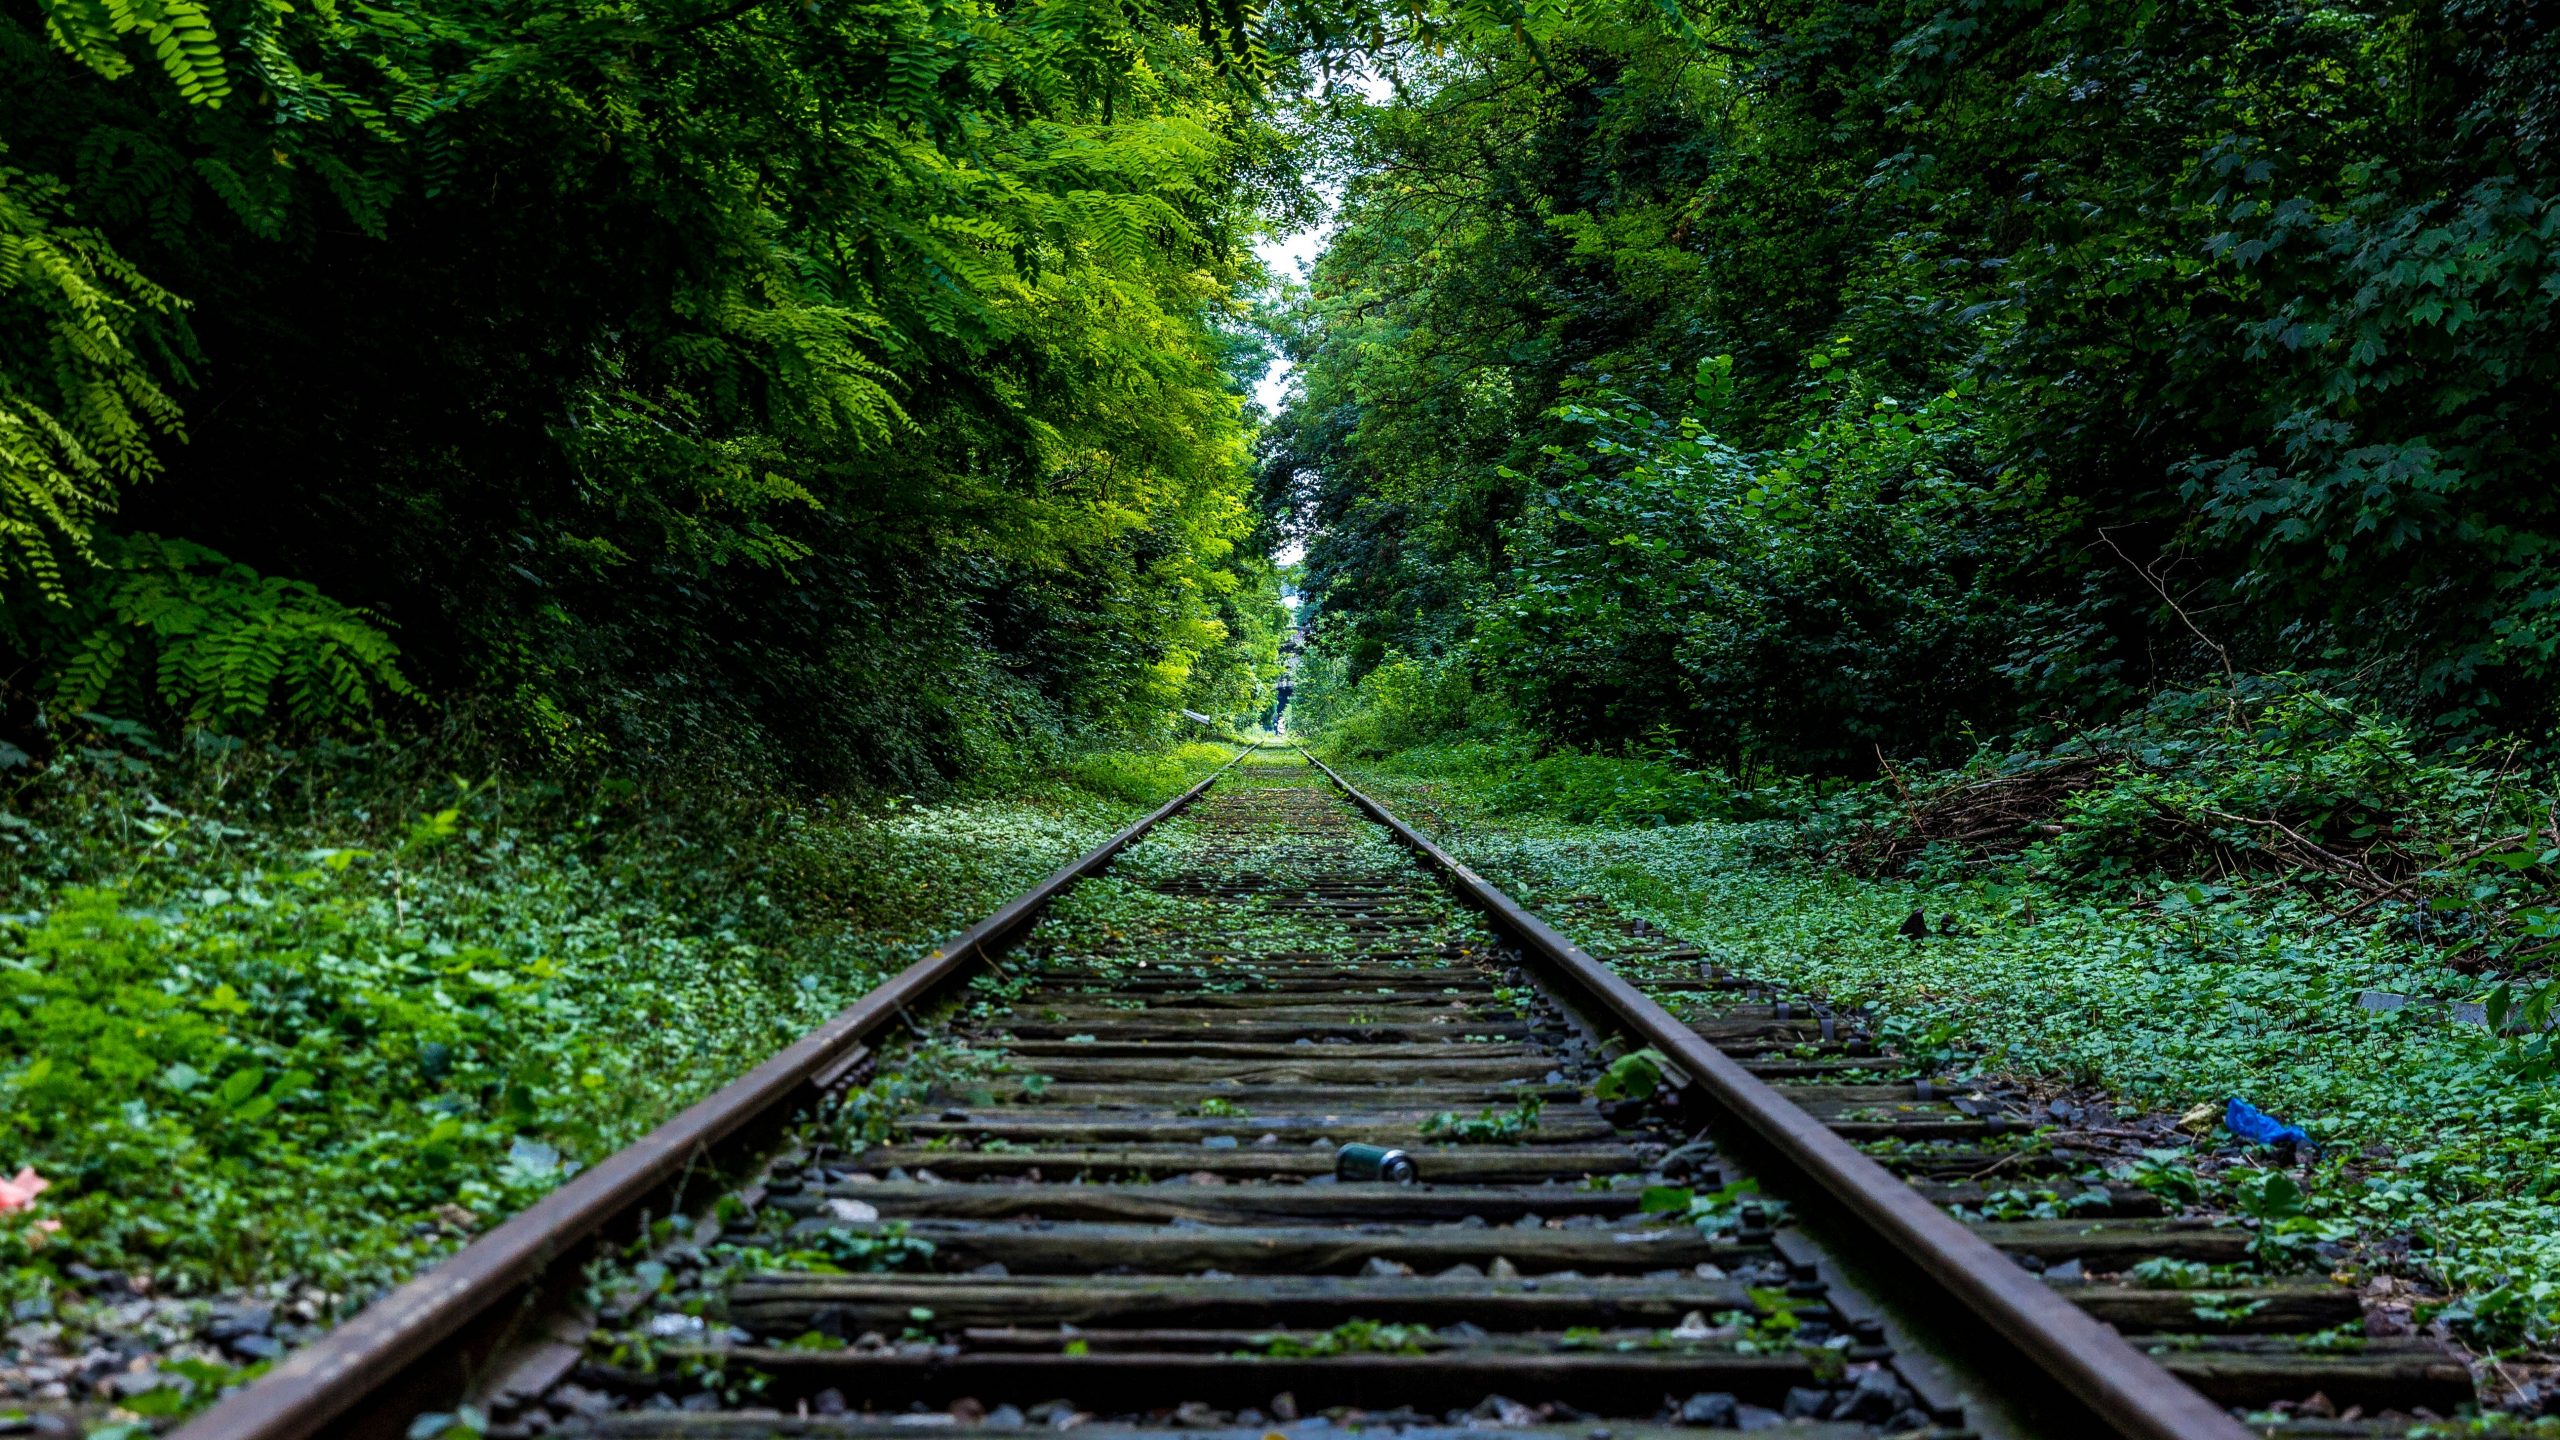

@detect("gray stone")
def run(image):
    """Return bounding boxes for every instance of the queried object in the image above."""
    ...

[206,1305,273,1340]
[1675,1392,1737,1426]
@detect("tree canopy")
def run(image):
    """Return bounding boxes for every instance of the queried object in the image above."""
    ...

[5,0,1306,785]
[1267,0,2560,770]
[11,0,2560,781]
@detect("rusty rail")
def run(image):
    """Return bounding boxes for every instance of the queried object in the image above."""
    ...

[1298,749,2253,1440]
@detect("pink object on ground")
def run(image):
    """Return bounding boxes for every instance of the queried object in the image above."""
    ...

[0,1166,51,1211]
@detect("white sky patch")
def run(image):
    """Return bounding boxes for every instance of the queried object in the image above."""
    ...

[1250,64,1392,421]
[1250,223,1325,416]
[1252,190,1330,569]
[1254,223,1324,566]
[1249,66,1394,571]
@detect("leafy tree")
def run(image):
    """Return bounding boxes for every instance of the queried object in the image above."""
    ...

[1271,0,2560,765]
[1487,357,2070,769]
[3,0,1297,776]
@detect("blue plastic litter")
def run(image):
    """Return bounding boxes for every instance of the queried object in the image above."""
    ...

[2224,1097,2311,1149]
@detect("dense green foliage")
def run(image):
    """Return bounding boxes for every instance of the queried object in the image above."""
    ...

[0,719,1231,1310]
[4,0,1291,781]
[1269,0,2560,767]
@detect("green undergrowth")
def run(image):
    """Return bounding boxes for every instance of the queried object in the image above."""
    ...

[1059,741,1244,806]
[1337,722,2560,1350]
[0,719,1233,1317]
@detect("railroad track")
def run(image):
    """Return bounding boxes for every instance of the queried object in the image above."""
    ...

[175,747,2474,1440]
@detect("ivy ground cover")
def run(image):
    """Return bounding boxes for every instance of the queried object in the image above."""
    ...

[1343,755,2560,1352]
[0,729,1234,1320]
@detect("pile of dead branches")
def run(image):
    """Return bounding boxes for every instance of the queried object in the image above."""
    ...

[2138,797,2560,968]
[1839,741,2560,971]
[1839,752,2107,872]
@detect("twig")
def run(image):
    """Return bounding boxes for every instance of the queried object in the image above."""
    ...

[1876,744,1923,836]
[2192,806,2409,898]
[2094,527,2238,698]
[1960,1151,2038,1182]
[2309,887,2404,932]
[2067,1125,2164,1143]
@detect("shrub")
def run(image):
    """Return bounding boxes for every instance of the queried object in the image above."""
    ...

[1483,751,1728,827]
[1061,742,1235,805]
[1311,650,1490,759]
[1480,356,2067,772]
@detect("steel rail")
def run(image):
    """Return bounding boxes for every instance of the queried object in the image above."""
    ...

[1298,749,2253,1440]
[174,744,1261,1440]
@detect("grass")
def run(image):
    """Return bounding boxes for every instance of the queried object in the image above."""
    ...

[0,722,1235,1324]
[1337,741,2560,1352]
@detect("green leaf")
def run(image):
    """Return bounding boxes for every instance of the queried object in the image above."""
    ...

[2234,1171,2305,1224]
[217,1067,265,1107]
[1593,1047,1666,1103]
[121,1385,189,1418]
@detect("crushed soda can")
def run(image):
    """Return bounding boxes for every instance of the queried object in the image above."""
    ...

[1334,1142,1418,1183]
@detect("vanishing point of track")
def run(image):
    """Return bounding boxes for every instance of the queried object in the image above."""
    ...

[174,748,2473,1440]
